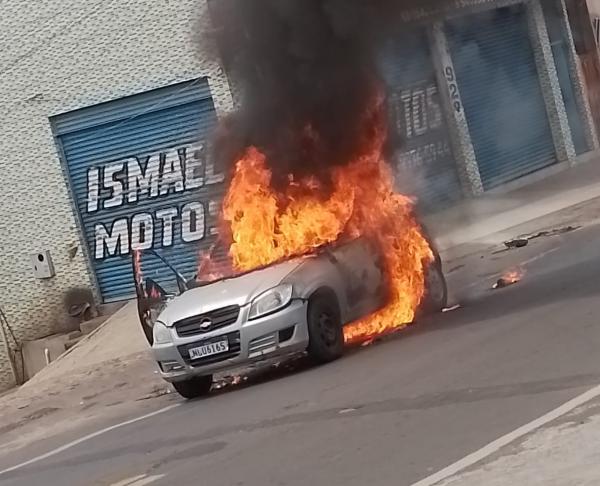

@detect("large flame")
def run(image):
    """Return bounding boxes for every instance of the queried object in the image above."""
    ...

[219,98,433,344]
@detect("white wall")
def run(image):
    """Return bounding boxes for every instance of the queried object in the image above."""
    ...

[587,0,600,17]
[0,0,233,391]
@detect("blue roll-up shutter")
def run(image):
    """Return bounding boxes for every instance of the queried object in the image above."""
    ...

[53,79,222,302]
[543,0,589,155]
[379,28,463,213]
[447,5,557,189]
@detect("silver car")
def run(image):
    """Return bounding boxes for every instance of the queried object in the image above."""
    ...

[135,237,447,399]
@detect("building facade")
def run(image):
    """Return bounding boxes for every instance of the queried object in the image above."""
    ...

[0,0,233,391]
[385,0,598,212]
[0,0,597,391]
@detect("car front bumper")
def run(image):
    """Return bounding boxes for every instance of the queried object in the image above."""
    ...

[152,300,310,382]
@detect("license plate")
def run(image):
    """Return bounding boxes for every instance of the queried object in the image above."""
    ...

[189,340,229,360]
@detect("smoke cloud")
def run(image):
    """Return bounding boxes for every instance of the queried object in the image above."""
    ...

[206,0,445,189]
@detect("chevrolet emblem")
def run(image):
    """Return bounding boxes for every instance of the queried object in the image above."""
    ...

[199,318,213,331]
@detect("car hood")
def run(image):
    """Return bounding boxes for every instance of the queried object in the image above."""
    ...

[158,258,304,326]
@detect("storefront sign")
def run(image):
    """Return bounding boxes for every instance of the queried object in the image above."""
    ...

[390,82,453,172]
[87,142,224,260]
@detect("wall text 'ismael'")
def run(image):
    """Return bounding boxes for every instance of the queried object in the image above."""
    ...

[86,142,224,260]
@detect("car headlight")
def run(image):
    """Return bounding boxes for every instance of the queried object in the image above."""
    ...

[153,321,172,344]
[248,284,293,320]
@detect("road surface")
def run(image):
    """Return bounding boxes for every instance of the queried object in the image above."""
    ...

[0,223,599,486]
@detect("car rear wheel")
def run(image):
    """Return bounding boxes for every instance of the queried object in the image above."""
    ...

[172,375,213,399]
[307,293,344,363]
[421,262,448,314]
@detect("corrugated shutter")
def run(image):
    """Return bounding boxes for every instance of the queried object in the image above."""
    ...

[446,5,557,190]
[543,0,589,155]
[53,79,222,302]
[379,28,463,213]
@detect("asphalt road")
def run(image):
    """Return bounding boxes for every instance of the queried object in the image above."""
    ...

[1,223,599,486]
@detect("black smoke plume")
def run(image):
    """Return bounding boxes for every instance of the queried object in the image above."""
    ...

[206,0,442,189]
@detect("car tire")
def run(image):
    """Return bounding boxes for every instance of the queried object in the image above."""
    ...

[307,292,344,363]
[420,262,448,314]
[172,375,213,399]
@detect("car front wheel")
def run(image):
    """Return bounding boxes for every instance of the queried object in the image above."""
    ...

[172,375,213,399]
[307,292,344,363]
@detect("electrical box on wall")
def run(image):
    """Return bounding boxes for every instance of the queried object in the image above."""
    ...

[31,251,55,279]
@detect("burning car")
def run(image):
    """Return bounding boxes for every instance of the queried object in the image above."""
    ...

[133,25,450,399]
[134,234,446,400]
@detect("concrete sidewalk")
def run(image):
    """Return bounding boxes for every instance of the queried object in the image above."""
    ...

[438,399,600,486]
[25,301,148,386]
[425,156,600,256]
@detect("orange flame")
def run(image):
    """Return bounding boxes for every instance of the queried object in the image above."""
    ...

[197,245,227,283]
[504,268,524,283]
[220,97,433,344]
[133,249,143,289]
[133,249,164,300]
[493,267,525,289]
[148,285,163,300]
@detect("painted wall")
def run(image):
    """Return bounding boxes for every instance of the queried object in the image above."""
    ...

[587,0,600,17]
[0,0,233,391]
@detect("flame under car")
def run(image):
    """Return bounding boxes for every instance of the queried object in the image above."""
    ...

[136,237,447,399]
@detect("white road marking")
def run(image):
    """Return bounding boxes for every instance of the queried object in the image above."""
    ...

[129,475,165,486]
[410,383,600,486]
[110,475,147,486]
[111,474,165,486]
[0,404,180,477]
[517,246,561,267]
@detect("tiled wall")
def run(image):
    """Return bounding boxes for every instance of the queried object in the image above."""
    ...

[0,0,233,391]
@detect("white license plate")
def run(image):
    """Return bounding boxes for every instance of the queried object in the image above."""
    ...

[189,340,229,360]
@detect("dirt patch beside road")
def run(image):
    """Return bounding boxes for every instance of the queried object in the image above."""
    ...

[0,303,174,455]
[0,350,172,456]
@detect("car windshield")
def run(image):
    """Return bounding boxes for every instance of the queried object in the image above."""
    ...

[133,241,238,298]
[194,241,238,287]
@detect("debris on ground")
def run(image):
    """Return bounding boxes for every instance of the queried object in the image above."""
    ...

[492,268,524,289]
[442,304,462,313]
[527,225,581,239]
[504,238,529,249]
[503,225,581,250]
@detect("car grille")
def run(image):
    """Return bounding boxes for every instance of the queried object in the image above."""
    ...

[174,305,240,338]
[178,332,241,367]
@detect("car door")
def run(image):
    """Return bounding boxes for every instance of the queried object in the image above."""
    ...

[329,239,386,322]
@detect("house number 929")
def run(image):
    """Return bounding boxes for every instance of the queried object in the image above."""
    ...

[444,66,462,113]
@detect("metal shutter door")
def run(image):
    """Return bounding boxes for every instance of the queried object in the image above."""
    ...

[379,29,463,212]
[53,79,221,302]
[543,0,589,155]
[447,5,557,189]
